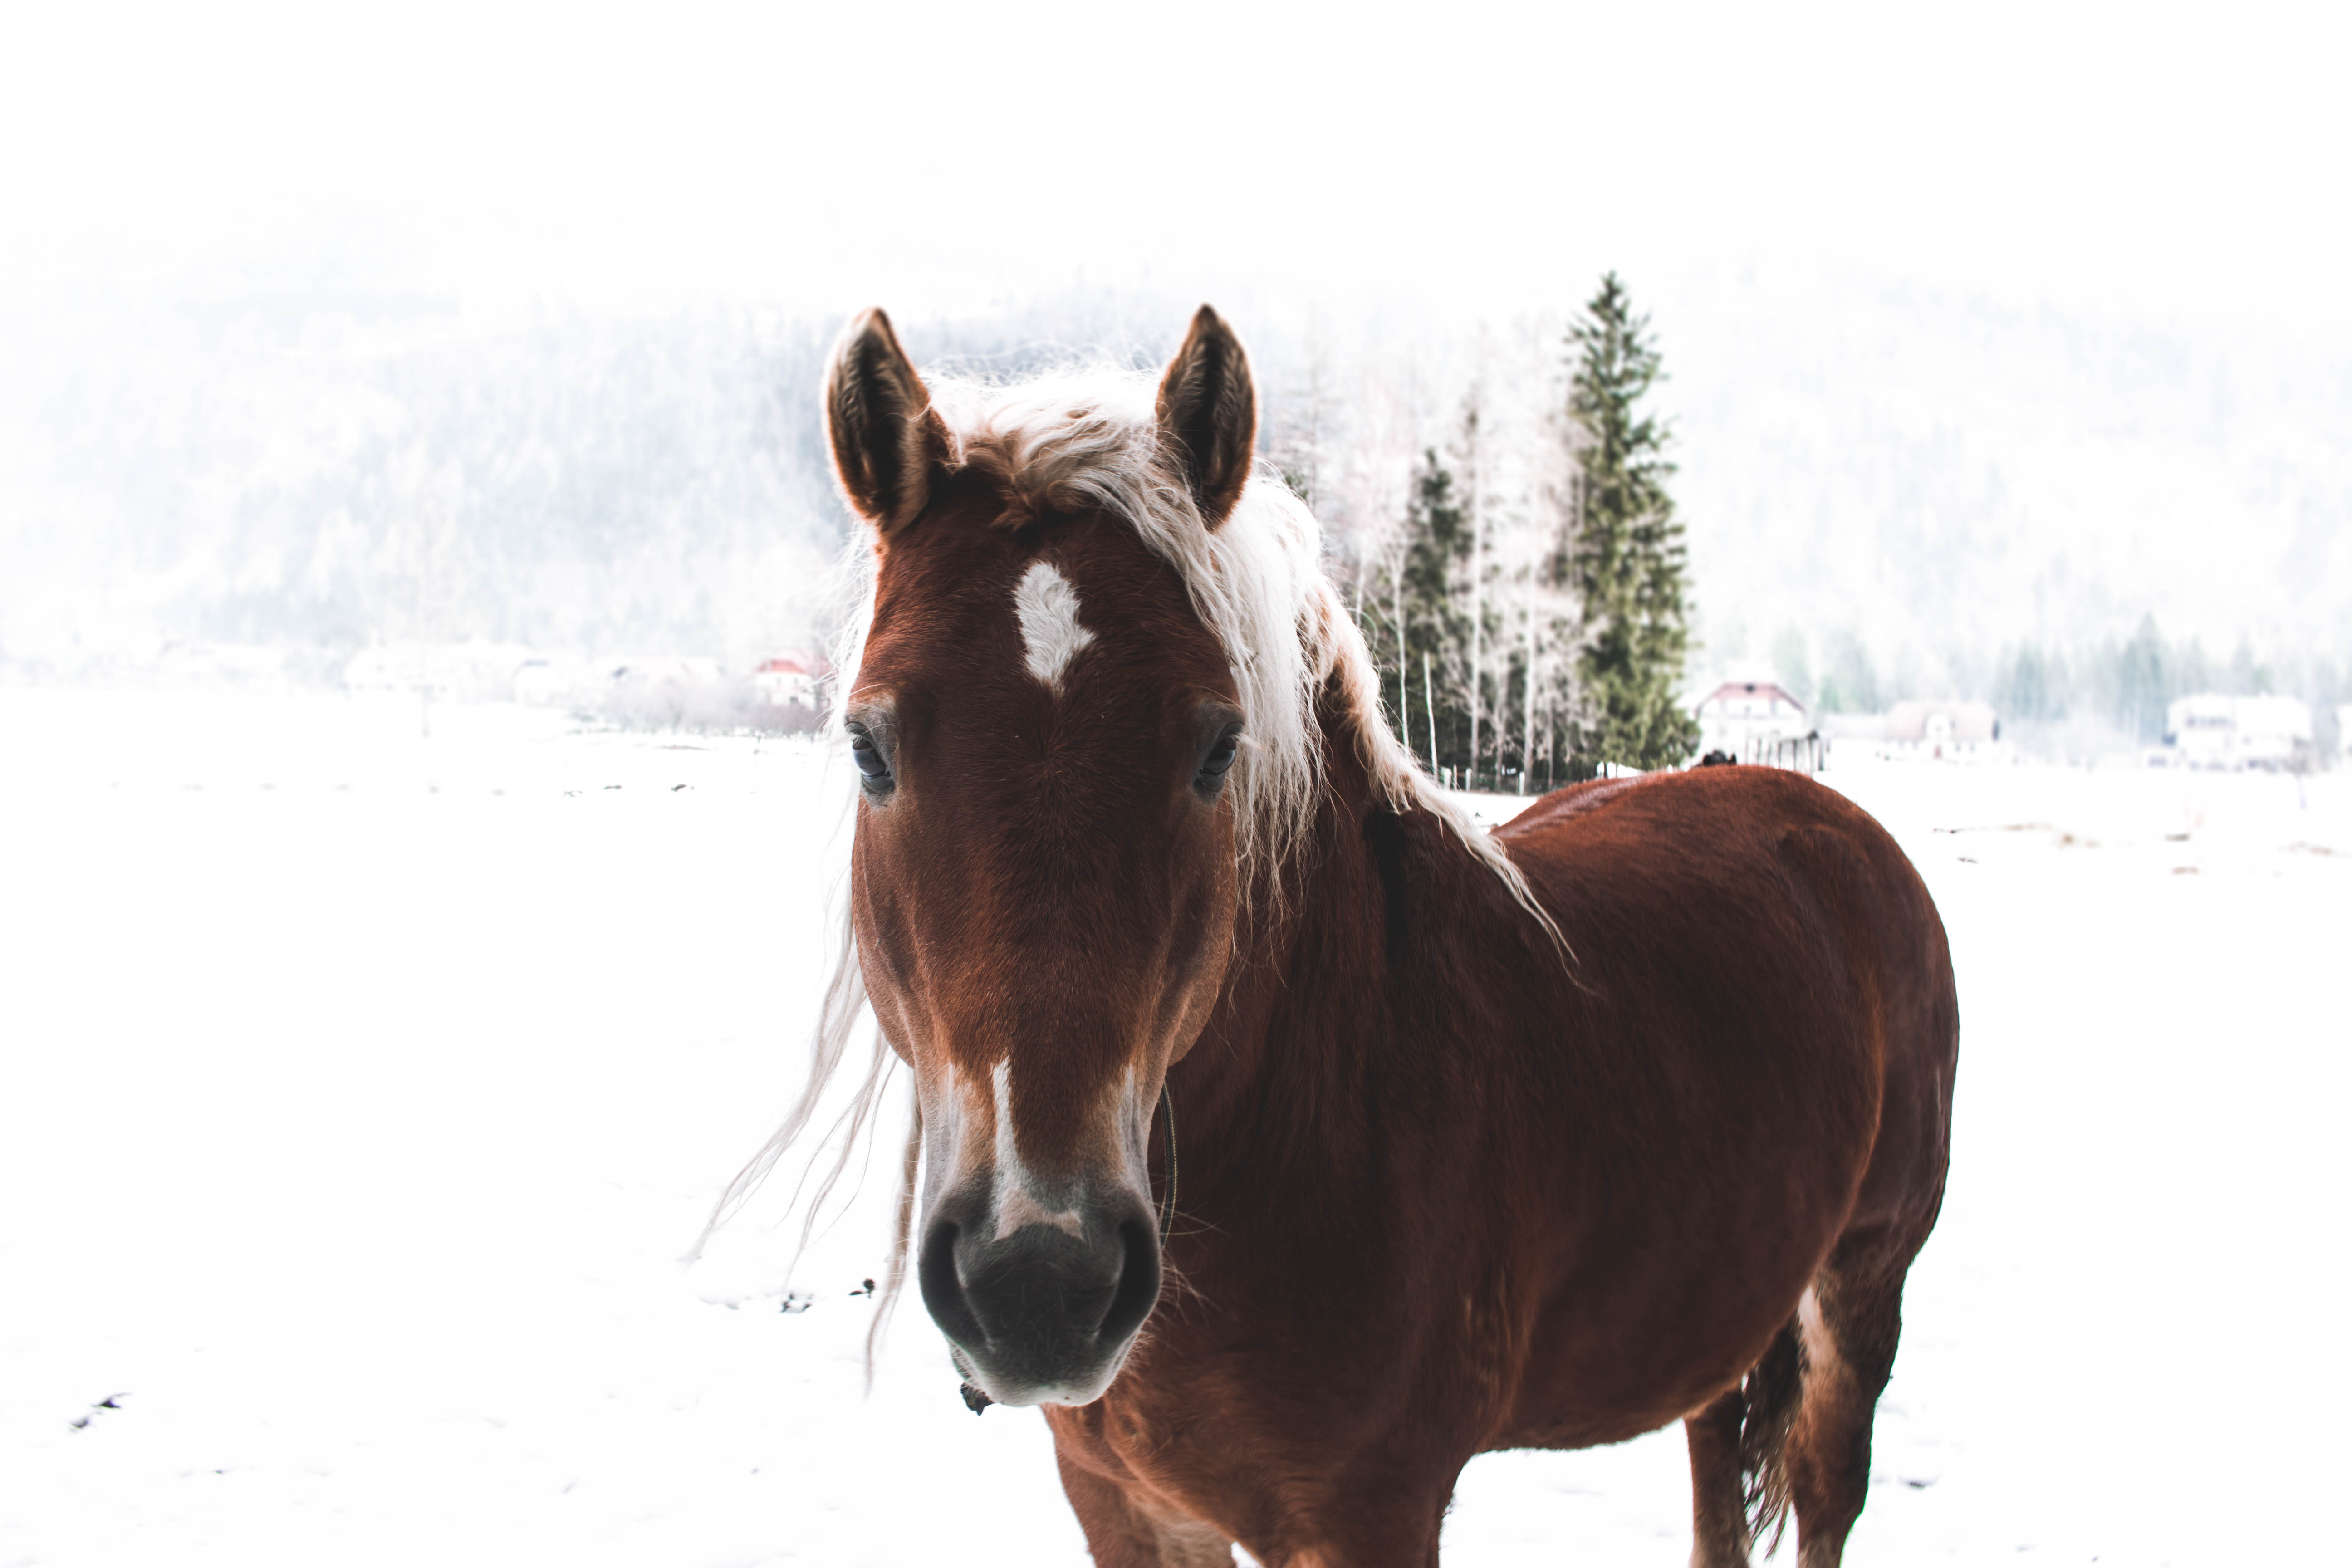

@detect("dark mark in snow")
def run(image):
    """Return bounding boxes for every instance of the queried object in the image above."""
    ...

[2165,831,2191,842]
[69,1393,129,1430]
[1934,822,2053,835]
[851,1278,876,1297]
[603,784,622,791]
[671,783,690,792]
[1957,856,1979,864]
[780,1293,814,1314]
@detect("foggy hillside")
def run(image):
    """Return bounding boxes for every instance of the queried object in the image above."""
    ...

[2,265,2346,705]
[1661,265,2352,689]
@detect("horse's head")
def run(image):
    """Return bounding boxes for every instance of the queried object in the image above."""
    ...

[825,306,1266,1406]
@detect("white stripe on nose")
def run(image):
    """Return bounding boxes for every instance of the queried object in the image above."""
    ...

[990,1059,1085,1241]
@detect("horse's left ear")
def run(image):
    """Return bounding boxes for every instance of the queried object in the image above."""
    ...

[1156,305,1257,529]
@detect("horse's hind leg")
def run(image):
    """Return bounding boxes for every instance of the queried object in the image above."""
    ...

[1683,1386,1752,1568]
[1785,1241,1911,1567]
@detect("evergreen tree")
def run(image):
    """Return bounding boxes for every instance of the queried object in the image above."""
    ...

[1770,626,1816,707]
[2114,614,2169,741]
[1394,448,1474,773]
[1561,274,1700,771]
[1994,641,2069,724]
[1814,629,1882,715]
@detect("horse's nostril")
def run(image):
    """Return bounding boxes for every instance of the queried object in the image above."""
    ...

[1099,1217,1161,1346]
[917,1217,985,1349]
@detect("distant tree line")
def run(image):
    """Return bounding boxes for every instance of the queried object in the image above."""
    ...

[28,278,2338,768]
[1761,612,2345,757]
[1991,617,2345,753]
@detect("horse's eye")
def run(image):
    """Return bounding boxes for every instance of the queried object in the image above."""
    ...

[1196,726,1241,791]
[848,725,892,787]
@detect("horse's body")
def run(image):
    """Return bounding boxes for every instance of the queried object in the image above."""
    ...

[1054,760,1954,1568]
[782,306,1956,1567]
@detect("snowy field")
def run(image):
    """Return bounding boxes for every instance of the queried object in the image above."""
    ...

[3,686,2344,1567]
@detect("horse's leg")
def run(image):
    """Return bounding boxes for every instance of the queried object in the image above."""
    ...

[1785,1242,1910,1568]
[1054,1447,1235,1568]
[1683,1386,1752,1568]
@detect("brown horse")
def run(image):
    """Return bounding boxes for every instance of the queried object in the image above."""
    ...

[740,305,1956,1567]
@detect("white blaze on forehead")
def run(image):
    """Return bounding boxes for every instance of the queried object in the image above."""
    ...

[1012,560,1096,693]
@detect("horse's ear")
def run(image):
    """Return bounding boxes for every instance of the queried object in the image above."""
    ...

[825,308,946,535]
[1156,305,1257,529]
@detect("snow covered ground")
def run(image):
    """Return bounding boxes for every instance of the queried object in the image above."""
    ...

[3,687,2344,1566]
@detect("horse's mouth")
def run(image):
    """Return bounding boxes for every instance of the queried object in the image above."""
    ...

[948,1335,1137,1410]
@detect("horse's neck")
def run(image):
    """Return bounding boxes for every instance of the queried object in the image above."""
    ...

[1178,691,1509,1196]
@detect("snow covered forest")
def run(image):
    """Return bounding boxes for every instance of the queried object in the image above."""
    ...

[7,263,2348,766]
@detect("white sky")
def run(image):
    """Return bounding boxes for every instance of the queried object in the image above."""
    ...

[5,0,2347,334]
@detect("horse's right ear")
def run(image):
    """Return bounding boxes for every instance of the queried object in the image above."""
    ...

[825,308,946,535]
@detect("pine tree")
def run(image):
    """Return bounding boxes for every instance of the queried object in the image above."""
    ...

[1994,641,2069,724]
[1396,448,1474,775]
[2114,614,2169,742]
[1561,273,1700,772]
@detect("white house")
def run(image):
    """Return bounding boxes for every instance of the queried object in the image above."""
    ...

[1694,679,1814,761]
[1884,699,2000,761]
[750,652,829,711]
[1818,700,2004,765]
[2164,694,2313,769]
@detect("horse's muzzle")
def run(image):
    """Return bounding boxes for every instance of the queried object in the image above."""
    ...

[917,1189,1161,1407]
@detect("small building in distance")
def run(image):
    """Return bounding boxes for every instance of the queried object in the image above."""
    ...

[751,652,830,713]
[1694,677,1816,766]
[2162,694,2313,769]
[1886,698,2000,761]
[1822,699,2006,765]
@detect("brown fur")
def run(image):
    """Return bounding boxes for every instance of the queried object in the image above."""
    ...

[826,313,1957,1566]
